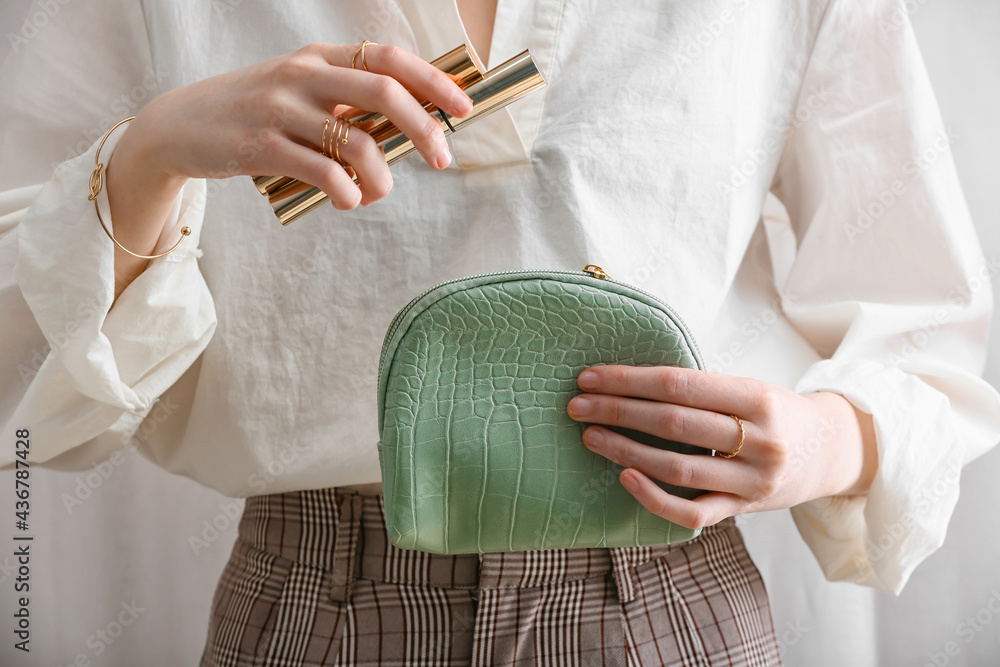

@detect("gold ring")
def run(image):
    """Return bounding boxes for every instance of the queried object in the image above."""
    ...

[321,118,332,157]
[334,118,344,162]
[718,414,745,459]
[352,40,377,71]
[338,116,351,156]
[333,117,349,163]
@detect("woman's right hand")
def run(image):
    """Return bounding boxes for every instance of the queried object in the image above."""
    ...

[104,42,472,299]
[117,42,472,209]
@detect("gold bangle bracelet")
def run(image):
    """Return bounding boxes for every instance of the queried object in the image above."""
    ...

[88,116,190,260]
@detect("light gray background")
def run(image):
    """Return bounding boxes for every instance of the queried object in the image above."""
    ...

[0,1,997,665]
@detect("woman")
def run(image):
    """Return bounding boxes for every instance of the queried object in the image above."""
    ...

[2,0,997,665]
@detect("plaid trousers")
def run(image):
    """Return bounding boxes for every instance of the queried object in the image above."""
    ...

[201,489,781,666]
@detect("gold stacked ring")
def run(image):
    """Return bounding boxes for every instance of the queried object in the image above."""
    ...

[321,118,332,157]
[320,116,352,164]
[333,115,350,163]
[352,40,377,71]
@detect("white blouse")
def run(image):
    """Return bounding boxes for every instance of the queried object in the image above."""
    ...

[1,0,997,595]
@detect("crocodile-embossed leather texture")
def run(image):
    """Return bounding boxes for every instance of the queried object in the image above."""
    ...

[378,272,707,554]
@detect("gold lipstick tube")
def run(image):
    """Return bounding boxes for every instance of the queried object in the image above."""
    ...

[254,48,545,225]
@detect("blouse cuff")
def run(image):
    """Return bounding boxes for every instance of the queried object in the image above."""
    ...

[11,128,216,463]
[790,358,969,594]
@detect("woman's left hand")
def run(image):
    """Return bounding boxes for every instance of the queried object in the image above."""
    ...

[566,365,878,530]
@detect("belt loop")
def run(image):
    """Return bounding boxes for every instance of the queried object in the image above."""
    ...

[329,494,364,602]
[609,547,652,603]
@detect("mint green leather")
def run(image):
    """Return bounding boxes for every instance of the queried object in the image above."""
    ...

[377,270,707,554]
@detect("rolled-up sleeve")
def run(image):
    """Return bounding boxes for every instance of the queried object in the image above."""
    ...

[0,0,216,468]
[770,0,1000,593]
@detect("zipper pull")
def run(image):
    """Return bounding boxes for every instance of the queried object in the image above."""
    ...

[583,264,613,280]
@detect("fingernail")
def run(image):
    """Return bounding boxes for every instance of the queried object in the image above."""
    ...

[568,396,592,418]
[583,427,604,450]
[435,147,452,170]
[453,93,473,116]
[621,473,639,493]
[578,370,599,390]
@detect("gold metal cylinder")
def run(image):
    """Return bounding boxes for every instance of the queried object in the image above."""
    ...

[253,174,290,196]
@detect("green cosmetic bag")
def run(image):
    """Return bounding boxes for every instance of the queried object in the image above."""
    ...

[376,266,708,554]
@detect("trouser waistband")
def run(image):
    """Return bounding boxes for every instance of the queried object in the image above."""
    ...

[238,488,736,603]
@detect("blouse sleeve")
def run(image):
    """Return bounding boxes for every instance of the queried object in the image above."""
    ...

[0,0,216,468]
[770,0,1000,593]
